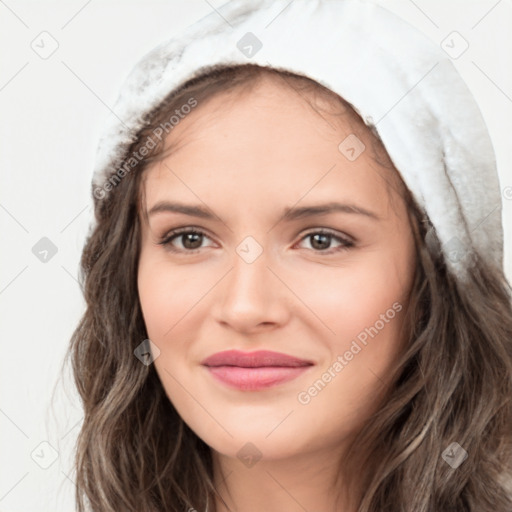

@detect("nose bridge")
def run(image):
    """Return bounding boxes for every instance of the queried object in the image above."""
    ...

[214,235,288,330]
[228,237,274,305]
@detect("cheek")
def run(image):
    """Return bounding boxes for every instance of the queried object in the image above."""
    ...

[137,257,204,340]
[292,258,409,434]
[289,249,410,349]
[137,257,201,404]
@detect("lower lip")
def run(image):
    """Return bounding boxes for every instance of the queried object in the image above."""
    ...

[205,365,311,391]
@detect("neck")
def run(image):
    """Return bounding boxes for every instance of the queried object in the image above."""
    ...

[211,444,360,512]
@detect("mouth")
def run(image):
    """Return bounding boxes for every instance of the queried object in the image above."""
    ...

[201,350,314,391]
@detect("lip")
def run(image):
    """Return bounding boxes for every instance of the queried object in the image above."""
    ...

[201,350,314,391]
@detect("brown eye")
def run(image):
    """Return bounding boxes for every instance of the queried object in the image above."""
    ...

[179,232,203,250]
[310,233,331,250]
[298,229,354,254]
[158,228,214,253]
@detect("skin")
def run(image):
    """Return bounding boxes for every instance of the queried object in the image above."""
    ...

[137,77,416,512]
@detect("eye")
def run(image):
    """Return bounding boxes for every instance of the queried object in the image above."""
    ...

[157,227,354,255]
[158,228,215,253]
[296,229,354,254]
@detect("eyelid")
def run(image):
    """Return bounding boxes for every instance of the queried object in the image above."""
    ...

[298,227,354,243]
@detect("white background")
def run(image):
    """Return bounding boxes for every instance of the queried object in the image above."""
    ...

[1,1,511,510]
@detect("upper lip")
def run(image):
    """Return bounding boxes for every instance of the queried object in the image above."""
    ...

[201,350,314,368]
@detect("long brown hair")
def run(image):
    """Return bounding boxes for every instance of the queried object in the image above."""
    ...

[65,63,512,511]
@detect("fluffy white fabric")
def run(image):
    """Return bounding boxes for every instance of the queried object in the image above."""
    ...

[91,0,503,280]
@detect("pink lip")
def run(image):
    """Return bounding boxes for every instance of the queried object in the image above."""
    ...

[201,350,314,391]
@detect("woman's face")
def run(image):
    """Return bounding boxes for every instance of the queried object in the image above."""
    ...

[137,78,416,464]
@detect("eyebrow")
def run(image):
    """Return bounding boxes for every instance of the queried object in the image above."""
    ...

[148,201,380,222]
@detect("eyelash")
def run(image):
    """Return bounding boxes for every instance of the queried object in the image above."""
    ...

[157,227,355,255]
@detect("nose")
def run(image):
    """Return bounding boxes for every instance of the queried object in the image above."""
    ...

[212,246,291,334]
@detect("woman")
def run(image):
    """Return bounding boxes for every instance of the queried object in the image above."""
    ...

[67,1,512,510]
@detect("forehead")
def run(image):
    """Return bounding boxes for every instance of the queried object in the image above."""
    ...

[166,77,358,154]
[141,78,398,217]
